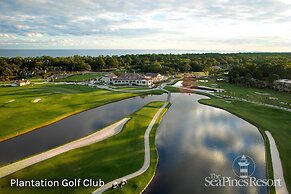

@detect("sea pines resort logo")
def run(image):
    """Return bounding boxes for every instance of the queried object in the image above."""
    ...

[205,155,282,187]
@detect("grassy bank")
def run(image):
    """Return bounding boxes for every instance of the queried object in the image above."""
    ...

[55,73,103,82]
[0,84,162,141]
[114,87,155,91]
[0,101,165,194]
[199,97,291,194]
[198,81,291,109]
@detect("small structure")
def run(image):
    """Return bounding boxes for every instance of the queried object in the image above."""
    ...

[273,79,291,92]
[238,155,249,178]
[145,73,165,83]
[12,79,30,87]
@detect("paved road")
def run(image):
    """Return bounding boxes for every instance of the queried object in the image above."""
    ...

[266,131,289,194]
[92,102,169,194]
[0,118,130,178]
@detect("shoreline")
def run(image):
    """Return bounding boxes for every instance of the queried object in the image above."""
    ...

[0,118,130,179]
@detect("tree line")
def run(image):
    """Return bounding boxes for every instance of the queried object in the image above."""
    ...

[1,53,291,88]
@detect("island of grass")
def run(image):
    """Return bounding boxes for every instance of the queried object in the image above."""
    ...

[198,97,291,194]
[106,102,170,194]
[0,84,163,141]
[0,101,168,194]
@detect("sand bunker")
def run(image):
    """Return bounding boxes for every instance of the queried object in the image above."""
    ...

[254,92,270,96]
[33,98,41,103]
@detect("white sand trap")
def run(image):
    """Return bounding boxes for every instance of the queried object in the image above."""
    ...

[254,92,270,96]
[6,99,15,103]
[33,98,41,103]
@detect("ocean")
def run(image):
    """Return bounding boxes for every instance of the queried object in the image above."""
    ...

[0,49,228,57]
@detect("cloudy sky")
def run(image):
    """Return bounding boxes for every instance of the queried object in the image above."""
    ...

[0,0,291,51]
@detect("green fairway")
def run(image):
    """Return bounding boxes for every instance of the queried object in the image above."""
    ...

[0,101,166,194]
[0,84,160,141]
[114,87,154,91]
[199,97,291,194]
[106,103,170,194]
[198,81,291,108]
[55,73,103,82]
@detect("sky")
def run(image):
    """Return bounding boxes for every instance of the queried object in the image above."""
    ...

[0,0,291,51]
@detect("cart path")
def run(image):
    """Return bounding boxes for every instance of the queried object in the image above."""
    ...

[0,118,130,178]
[92,102,169,194]
[266,131,289,194]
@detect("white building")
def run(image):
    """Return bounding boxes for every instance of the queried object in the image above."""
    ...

[273,79,291,92]
[12,79,30,86]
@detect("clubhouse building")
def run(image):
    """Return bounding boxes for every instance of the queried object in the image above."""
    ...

[101,72,166,87]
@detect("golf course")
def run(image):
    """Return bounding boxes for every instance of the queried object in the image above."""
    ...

[0,84,163,141]
[0,101,168,194]
[198,81,291,109]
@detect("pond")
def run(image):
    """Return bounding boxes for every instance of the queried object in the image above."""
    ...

[0,94,166,165]
[145,93,267,194]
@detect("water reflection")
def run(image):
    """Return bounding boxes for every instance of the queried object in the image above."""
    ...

[0,94,166,165]
[145,93,266,194]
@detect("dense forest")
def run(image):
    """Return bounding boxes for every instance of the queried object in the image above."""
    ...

[1,53,291,88]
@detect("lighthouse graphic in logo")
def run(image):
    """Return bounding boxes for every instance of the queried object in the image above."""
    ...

[238,155,250,178]
[232,154,255,178]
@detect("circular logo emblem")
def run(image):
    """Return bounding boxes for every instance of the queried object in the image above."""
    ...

[232,155,255,178]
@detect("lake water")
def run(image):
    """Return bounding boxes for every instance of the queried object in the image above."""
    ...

[0,94,166,165]
[145,93,267,194]
[0,49,218,57]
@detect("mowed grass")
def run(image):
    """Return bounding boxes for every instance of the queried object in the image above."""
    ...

[55,73,103,82]
[198,81,291,108]
[199,97,291,194]
[115,87,153,91]
[106,103,170,194]
[0,84,152,141]
[0,101,165,194]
